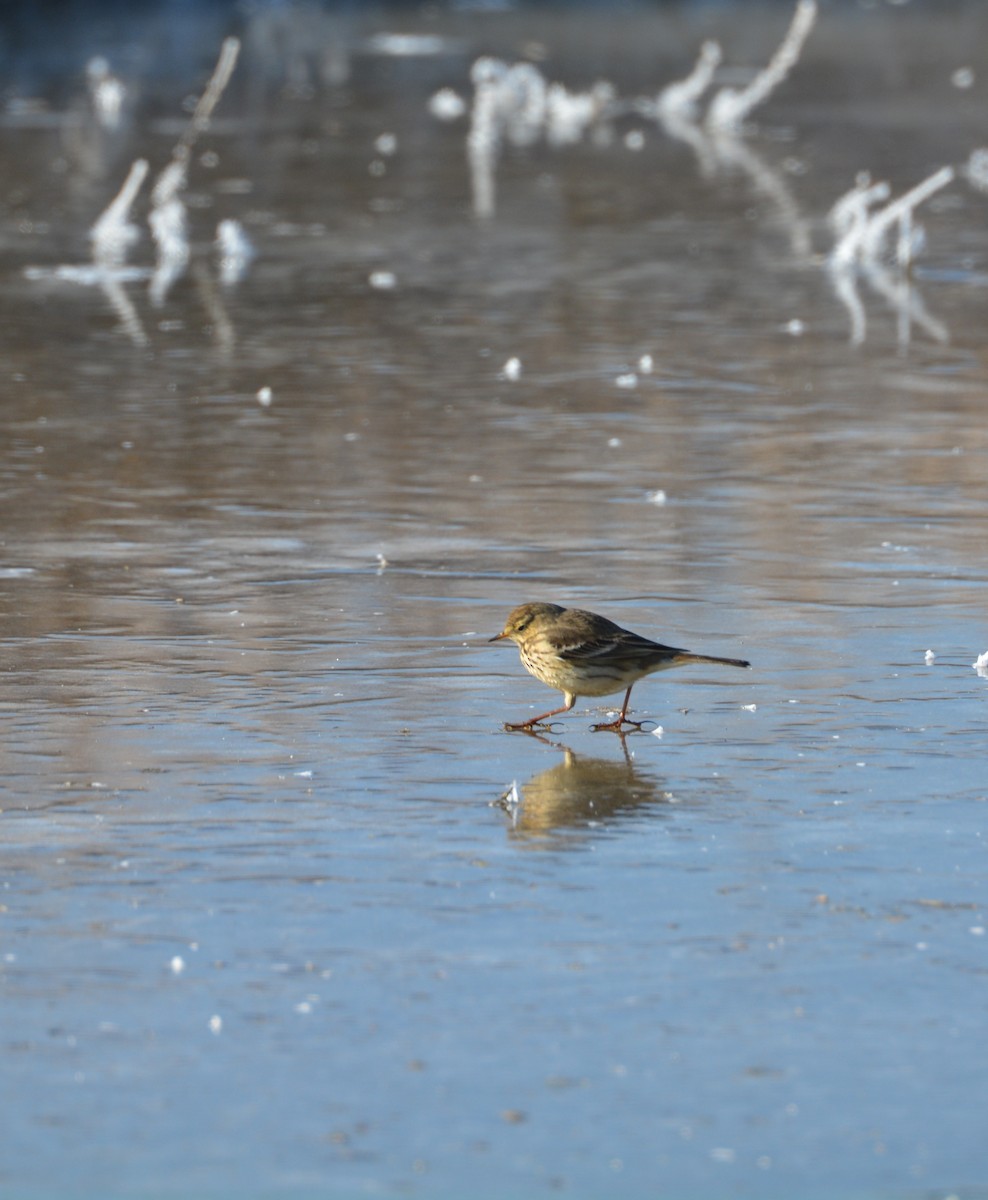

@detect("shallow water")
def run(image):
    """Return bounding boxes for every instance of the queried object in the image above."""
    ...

[2,3,988,1198]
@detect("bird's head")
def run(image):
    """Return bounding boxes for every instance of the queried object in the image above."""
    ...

[490,602,566,643]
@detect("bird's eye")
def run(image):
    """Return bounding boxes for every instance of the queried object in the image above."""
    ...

[516,617,530,631]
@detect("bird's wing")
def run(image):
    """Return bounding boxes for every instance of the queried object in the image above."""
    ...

[552,624,686,666]
[552,632,624,663]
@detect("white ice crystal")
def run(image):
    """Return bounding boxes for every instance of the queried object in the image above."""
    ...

[429,88,466,121]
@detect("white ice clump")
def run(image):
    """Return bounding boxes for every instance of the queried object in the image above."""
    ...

[148,159,190,306]
[90,158,148,269]
[827,167,955,345]
[169,955,186,974]
[706,0,818,134]
[828,172,892,266]
[87,57,126,130]
[429,88,466,121]
[148,37,241,304]
[466,57,616,216]
[500,356,522,381]
[208,1015,223,1035]
[656,40,722,121]
[546,80,614,147]
[829,168,954,271]
[858,167,954,268]
[965,148,988,193]
[256,386,273,407]
[924,649,936,665]
[31,37,243,345]
[637,354,654,374]
[973,651,988,677]
[216,219,254,284]
[615,373,638,389]
[646,489,667,505]
[444,1,818,218]
[369,270,397,289]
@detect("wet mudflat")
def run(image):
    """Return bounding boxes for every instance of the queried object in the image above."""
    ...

[1,3,987,1197]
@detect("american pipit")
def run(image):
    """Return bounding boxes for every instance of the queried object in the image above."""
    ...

[490,601,750,732]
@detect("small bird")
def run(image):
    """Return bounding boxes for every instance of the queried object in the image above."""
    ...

[490,601,750,732]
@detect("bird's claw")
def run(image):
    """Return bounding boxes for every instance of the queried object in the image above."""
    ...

[503,719,561,733]
[591,718,651,733]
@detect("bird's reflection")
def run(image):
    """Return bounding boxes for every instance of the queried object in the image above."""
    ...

[494,738,677,845]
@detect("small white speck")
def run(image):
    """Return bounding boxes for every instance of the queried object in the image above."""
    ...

[637,354,653,374]
[428,88,466,120]
[615,373,638,388]
[169,956,185,974]
[295,1001,313,1014]
[294,770,313,779]
[651,725,664,739]
[608,437,622,448]
[208,1014,223,1035]
[710,1147,736,1164]
[741,703,757,712]
[374,132,397,155]
[783,318,805,335]
[500,356,522,381]
[970,926,985,937]
[646,489,667,505]
[624,129,645,151]
[924,649,936,664]
[972,650,988,675]
[369,270,397,290]
[952,67,975,89]
[256,386,273,406]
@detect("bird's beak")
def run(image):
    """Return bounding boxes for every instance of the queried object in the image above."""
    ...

[489,630,507,642]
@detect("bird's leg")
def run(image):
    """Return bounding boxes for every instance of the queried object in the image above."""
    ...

[591,686,647,732]
[504,694,575,731]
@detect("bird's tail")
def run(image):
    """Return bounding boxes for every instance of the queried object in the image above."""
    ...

[677,652,751,670]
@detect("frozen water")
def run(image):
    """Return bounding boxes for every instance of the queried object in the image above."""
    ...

[2,6,988,1200]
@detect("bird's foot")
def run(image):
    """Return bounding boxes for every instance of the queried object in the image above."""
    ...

[504,718,560,733]
[591,717,649,733]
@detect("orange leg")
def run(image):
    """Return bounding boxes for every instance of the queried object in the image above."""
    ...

[505,694,575,731]
[591,687,647,732]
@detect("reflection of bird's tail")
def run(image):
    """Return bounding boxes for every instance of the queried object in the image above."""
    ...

[677,652,751,670]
